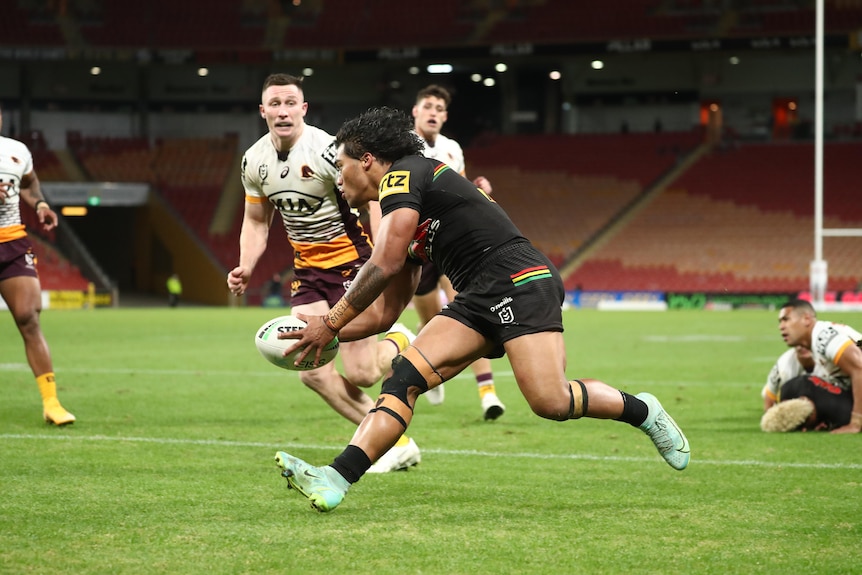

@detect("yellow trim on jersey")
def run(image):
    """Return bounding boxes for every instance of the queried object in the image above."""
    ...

[245,195,266,204]
[0,224,27,243]
[290,234,362,269]
[833,339,854,365]
[379,171,411,200]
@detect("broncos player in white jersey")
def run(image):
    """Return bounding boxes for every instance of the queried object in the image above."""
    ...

[761,345,816,411]
[0,103,75,426]
[778,298,862,433]
[227,74,419,472]
[410,84,506,420]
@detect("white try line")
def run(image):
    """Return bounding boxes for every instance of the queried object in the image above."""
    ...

[2,433,860,470]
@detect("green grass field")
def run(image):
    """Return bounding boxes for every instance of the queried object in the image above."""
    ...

[2,306,861,575]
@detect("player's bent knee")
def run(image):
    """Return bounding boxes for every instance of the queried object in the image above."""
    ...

[528,380,587,421]
[340,365,379,388]
[298,364,337,390]
[380,355,428,408]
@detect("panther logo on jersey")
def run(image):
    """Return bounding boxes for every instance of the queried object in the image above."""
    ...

[408,218,432,262]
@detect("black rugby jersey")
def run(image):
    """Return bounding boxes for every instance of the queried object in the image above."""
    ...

[780,375,852,430]
[378,155,526,292]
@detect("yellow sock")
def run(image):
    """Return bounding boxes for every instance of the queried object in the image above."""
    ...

[394,434,410,447]
[477,376,496,398]
[36,372,58,405]
[383,331,410,354]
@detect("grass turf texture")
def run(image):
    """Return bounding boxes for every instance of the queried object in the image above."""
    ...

[2,307,861,574]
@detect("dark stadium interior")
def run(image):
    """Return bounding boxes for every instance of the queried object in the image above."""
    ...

[2,0,861,305]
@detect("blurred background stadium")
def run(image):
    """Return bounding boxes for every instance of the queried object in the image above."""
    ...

[2,0,860,309]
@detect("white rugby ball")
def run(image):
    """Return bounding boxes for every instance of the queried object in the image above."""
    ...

[255,315,339,371]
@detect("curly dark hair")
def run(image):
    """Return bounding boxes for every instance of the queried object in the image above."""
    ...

[335,107,424,163]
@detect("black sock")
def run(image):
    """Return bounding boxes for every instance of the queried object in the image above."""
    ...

[331,445,372,484]
[616,391,649,427]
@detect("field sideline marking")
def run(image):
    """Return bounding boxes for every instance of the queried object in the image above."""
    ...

[2,433,861,470]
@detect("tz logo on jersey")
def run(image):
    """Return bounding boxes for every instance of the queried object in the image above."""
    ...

[379,171,410,200]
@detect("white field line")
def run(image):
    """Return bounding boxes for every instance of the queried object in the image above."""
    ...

[0,364,493,380]
[2,433,861,470]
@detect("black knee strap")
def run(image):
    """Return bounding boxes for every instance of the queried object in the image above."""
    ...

[569,379,588,419]
[380,355,428,408]
[369,405,408,429]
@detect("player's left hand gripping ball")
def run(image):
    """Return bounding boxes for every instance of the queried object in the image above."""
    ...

[255,315,339,371]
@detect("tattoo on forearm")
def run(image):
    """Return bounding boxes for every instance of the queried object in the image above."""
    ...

[345,262,387,312]
[328,298,355,330]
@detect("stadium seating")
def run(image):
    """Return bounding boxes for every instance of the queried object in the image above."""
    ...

[18,131,70,182]
[20,213,90,291]
[77,0,264,49]
[7,0,862,52]
[567,142,862,293]
[0,0,64,46]
[278,0,471,49]
[63,133,292,299]
[467,131,703,264]
[206,208,294,306]
[467,135,861,294]
[69,135,155,183]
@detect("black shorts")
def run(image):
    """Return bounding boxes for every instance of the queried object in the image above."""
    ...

[290,264,362,307]
[414,260,442,296]
[440,240,564,358]
[0,237,39,282]
[780,374,852,429]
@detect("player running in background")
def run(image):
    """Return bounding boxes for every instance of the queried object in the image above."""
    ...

[777,298,862,434]
[273,107,690,512]
[0,103,75,426]
[410,84,505,420]
[227,74,420,472]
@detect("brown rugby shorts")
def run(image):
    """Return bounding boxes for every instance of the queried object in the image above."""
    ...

[0,237,39,282]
